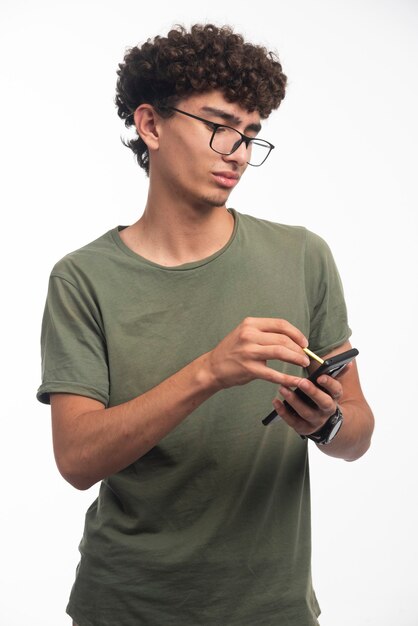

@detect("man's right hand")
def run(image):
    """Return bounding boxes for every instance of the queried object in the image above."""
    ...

[205,317,310,390]
[51,317,309,489]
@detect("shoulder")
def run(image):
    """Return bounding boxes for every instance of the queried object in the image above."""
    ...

[50,229,120,286]
[234,210,331,254]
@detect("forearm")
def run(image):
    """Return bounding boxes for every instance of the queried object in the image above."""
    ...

[52,352,220,490]
[317,398,374,461]
[52,317,310,489]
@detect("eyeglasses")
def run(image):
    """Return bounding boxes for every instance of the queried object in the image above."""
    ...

[166,107,275,167]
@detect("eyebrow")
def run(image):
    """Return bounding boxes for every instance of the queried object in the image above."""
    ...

[201,106,262,134]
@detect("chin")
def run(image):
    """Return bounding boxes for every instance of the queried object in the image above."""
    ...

[199,191,231,209]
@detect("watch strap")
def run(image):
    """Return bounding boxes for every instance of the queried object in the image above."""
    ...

[301,406,344,445]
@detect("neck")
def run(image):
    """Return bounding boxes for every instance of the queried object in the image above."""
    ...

[119,184,235,267]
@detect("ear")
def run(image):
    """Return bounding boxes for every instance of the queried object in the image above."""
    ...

[133,104,161,151]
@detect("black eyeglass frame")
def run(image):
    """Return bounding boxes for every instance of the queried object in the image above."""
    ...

[165,106,275,167]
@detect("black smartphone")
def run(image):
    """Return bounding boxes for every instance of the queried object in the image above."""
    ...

[262,348,359,426]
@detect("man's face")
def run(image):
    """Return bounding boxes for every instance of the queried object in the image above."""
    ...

[151,91,263,210]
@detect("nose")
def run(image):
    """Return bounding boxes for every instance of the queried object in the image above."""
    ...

[222,140,248,166]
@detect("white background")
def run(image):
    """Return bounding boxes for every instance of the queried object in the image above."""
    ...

[1,0,417,624]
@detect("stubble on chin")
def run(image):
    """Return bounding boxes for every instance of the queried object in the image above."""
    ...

[198,190,231,209]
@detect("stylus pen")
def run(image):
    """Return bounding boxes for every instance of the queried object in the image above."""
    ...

[302,347,324,365]
[262,408,279,426]
[261,347,323,426]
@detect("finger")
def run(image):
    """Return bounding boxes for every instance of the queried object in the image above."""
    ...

[252,344,310,368]
[277,386,327,424]
[250,363,303,387]
[244,317,308,347]
[296,379,337,412]
[273,397,317,435]
[315,375,344,401]
[251,330,307,349]
[242,328,310,366]
[299,376,344,410]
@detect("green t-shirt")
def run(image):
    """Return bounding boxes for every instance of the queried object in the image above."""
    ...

[38,210,350,626]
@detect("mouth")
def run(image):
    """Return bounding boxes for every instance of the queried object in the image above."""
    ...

[212,171,240,189]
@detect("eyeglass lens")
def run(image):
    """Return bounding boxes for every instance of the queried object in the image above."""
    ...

[211,127,270,166]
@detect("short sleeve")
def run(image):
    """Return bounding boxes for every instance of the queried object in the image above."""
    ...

[37,273,109,405]
[304,231,351,356]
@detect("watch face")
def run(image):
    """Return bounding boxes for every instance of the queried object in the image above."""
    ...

[327,417,343,442]
[307,408,343,444]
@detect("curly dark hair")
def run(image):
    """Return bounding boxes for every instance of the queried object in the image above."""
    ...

[115,24,287,174]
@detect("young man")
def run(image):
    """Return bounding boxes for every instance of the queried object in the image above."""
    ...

[38,24,374,626]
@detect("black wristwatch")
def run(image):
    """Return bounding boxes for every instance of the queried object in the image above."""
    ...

[301,406,344,445]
